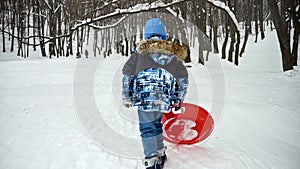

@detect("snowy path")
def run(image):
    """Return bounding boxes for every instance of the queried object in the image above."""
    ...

[0,31,299,169]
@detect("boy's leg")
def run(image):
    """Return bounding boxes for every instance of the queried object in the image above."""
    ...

[154,115,167,167]
[138,110,161,158]
[138,110,166,168]
[154,116,164,151]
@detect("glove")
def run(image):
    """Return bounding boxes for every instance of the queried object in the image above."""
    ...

[123,100,133,108]
[172,106,185,114]
[174,101,181,111]
[172,101,185,114]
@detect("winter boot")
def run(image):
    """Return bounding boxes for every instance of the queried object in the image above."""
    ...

[142,155,162,169]
[157,147,167,168]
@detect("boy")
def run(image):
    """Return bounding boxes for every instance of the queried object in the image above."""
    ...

[122,18,188,169]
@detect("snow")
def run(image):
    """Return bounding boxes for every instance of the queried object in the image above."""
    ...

[0,30,300,169]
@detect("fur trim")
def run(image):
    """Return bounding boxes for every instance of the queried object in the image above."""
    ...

[137,40,187,60]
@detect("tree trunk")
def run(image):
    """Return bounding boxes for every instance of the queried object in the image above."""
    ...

[291,1,299,66]
[76,29,81,56]
[48,1,57,59]
[240,0,252,57]
[17,0,24,57]
[212,7,219,53]
[68,25,73,56]
[80,26,84,53]
[26,2,30,58]
[57,7,62,58]
[233,0,240,65]
[1,2,6,53]
[222,18,229,60]
[228,26,235,63]
[194,0,206,65]
[254,0,259,43]
[10,0,15,52]
[234,31,240,65]
[32,0,36,51]
[292,26,299,66]
[198,32,204,65]
[258,0,265,40]
[36,0,46,57]
[267,0,294,71]
[93,30,98,57]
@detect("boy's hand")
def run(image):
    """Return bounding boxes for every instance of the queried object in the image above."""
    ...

[174,101,181,111]
[123,100,133,108]
[172,106,185,114]
[173,101,185,114]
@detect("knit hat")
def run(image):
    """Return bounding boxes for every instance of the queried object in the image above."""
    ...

[144,18,167,40]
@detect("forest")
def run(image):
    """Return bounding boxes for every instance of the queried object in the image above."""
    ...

[0,0,299,71]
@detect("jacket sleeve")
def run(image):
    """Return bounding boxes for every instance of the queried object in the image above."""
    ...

[173,61,189,103]
[122,54,138,102]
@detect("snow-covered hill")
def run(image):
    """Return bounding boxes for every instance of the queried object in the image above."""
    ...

[0,30,299,169]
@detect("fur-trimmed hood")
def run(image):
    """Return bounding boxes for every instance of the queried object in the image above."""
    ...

[137,40,188,60]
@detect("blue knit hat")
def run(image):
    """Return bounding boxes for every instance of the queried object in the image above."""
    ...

[144,18,167,40]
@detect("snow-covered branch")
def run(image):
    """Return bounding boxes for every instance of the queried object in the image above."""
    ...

[72,0,240,34]
[165,7,185,23]
[53,5,61,14]
[41,0,52,10]
[71,0,189,31]
[206,0,240,31]
[88,15,129,30]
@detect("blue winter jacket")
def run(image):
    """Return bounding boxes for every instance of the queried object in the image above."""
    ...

[122,50,188,112]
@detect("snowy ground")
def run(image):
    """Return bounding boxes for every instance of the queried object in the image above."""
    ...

[0,30,299,169]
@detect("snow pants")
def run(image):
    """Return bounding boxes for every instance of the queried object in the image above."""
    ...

[138,110,165,158]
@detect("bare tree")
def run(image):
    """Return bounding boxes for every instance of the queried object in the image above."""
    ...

[258,0,265,40]
[1,1,7,53]
[240,0,253,57]
[267,0,294,71]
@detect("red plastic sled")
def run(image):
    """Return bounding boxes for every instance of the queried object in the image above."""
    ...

[162,103,214,145]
